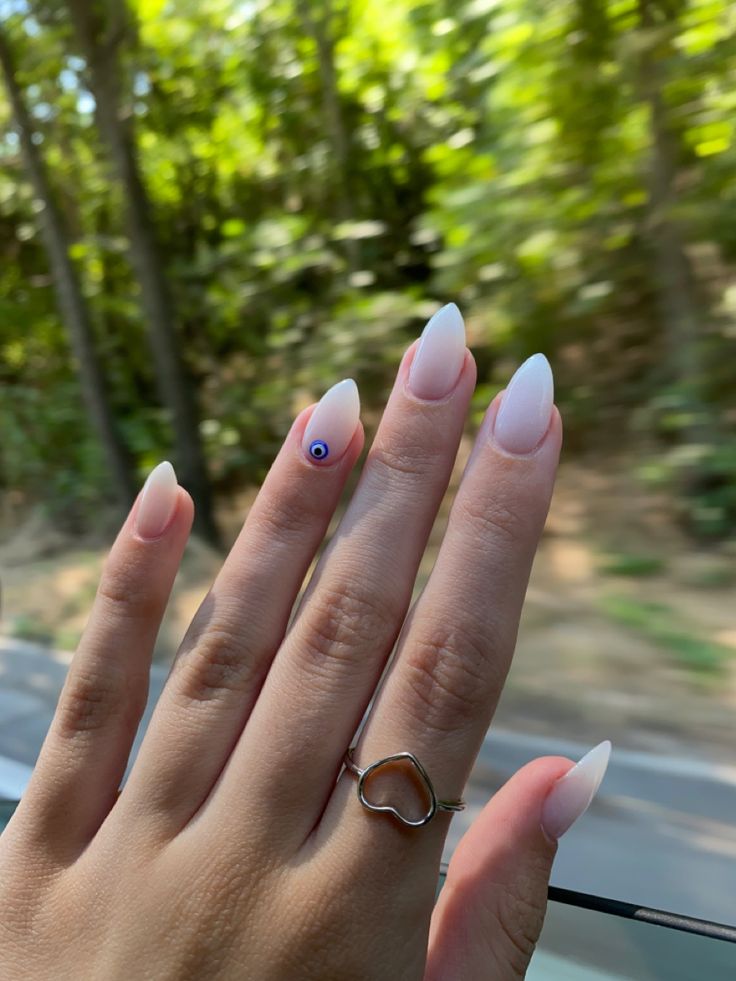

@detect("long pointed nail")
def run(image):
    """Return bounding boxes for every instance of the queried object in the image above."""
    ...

[493,353,554,454]
[408,302,466,400]
[135,461,178,540]
[302,379,360,465]
[541,740,611,840]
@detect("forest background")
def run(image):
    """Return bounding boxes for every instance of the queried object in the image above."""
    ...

[1,0,735,758]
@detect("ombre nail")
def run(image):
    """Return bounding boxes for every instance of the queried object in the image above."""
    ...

[302,379,360,465]
[493,353,554,454]
[135,461,178,540]
[541,740,611,840]
[408,303,466,400]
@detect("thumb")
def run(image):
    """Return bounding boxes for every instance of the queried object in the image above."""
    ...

[425,742,611,981]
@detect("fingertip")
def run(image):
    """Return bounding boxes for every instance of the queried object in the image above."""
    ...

[290,402,318,438]
[400,338,476,395]
[463,347,478,388]
[302,379,362,465]
[451,755,573,875]
[549,402,563,446]
[127,477,193,549]
[349,418,366,457]
[175,485,195,528]
[481,755,574,828]
[541,741,611,842]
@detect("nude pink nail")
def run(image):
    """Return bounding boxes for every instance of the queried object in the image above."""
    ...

[541,740,611,840]
[408,303,466,400]
[493,353,554,454]
[135,461,178,540]
[302,379,360,465]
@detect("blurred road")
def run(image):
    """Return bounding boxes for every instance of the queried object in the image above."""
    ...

[1,636,735,977]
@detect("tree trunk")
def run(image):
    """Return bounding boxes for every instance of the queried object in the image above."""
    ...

[295,0,358,270]
[636,0,716,520]
[65,0,222,548]
[637,0,702,393]
[0,26,135,513]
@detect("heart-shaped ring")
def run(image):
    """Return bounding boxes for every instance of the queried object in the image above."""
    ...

[344,748,465,829]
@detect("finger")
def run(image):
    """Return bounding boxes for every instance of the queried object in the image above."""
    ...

[115,387,363,836]
[340,355,561,835]
[14,463,192,858]
[425,744,611,980]
[208,305,475,838]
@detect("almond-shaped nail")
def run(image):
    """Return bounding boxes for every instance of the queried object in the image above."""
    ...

[135,461,178,540]
[493,353,554,454]
[408,302,466,400]
[302,378,360,464]
[541,740,611,840]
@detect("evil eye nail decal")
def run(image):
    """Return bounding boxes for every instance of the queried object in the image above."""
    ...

[309,439,329,461]
[301,379,360,465]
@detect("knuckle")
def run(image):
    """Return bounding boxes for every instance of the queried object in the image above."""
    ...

[56,665,133,736]
[173,622,255,704]
[368,433,437,482]
[402,622,495,733]
[299,580,398,676]
[96,556,160,622]
[455,494,527,549]
[253,483,322,545]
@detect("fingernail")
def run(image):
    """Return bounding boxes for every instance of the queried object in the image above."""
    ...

[408,302,466,400]
[135,461,178,540]
[493,353,554,454]
[541,740,611,840]
[302,378,360,464]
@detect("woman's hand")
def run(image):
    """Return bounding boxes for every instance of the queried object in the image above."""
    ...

[0,304,609,980]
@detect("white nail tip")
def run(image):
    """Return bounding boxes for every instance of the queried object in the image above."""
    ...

[136,461,178,539]
[333,377,360,407]
[508,353,553,401]
[302,379,361,465]
[409,302,466,400]
[141,461,177,503]
[149,460,176,484]
[318,378,360,420]
[425,302,464,336]
[541,740,611,840]
[494,352,554,455]
[521,352,553,385]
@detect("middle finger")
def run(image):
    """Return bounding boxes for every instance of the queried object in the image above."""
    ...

[210,304,475,836]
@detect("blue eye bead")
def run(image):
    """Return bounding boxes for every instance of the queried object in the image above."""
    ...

[309,439,329,461]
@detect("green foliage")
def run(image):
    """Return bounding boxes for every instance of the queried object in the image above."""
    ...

[637,386,736,538]
[0,0,735,535]
[600,594,731,676]
[599,552,666,577]
[6,614,55,645]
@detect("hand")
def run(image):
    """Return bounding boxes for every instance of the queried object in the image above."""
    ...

[0,305,609,980]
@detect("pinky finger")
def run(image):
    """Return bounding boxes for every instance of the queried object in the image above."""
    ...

[11,462,193,860]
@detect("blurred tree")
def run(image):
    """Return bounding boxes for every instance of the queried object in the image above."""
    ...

[0,22,135,511]
[295,0,355,261]
[63,0,221,546]
[1,0,734,537]
[637,0,704,398]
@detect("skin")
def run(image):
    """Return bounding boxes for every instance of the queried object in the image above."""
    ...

[0,339,568,980]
